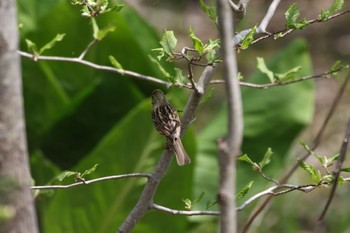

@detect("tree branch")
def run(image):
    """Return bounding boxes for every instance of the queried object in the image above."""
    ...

[210,65,349,89]
[31,173,151,190]
[151,203,219,216]
[233,0,281,46]
[117,65,216,233]
[18,51,171,87]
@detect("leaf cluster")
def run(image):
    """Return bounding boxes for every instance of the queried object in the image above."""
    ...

[298,142,349,185]
[71,0,124,17]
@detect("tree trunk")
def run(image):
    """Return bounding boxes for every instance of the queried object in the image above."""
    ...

[0,0,39,232]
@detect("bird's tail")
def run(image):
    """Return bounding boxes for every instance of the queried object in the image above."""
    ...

[171,138,191,166]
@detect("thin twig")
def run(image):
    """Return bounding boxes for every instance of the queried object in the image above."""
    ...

[78,39,98,60]
[18,51,172,87]
[31,173,151,190]
[251,10,350,45]
[151,203,219,216]
[318,115,350,220]
[210,66,349,89]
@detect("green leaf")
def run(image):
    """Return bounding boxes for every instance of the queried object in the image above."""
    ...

[109,55,124,71]
[285,3,309,29]
[240,26,256,49]
[238,154,255,166]
[189,26,204,54]
[152,48,165,61]
[236,181,254,199]
[320,0,344,21]
[275,66,302,82]
[182,198,192,210]
[192,192,205,204]
[199,0,217,22]
[148,55,171,80]
[340,167,350,172]
[81,164,99,177]
[38,34,65,54]
[25,39,39,56]
[257,57,275,83]
[160,30,177,57]
[206,200,217,210]
[91,18,115,40]
[173,67,187,86]
[299,160,321,183]
[259,148,273,169]
[55,171,78,182]
[203,39,220,62]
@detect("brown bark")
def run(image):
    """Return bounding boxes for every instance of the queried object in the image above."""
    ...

[0,0,39,232]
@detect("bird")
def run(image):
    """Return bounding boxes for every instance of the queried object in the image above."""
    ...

[151,89,191,166]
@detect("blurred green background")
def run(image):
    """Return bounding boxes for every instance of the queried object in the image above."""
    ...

[17,0,350,233]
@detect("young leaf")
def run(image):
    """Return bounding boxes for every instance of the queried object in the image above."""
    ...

[206,200,217,210]
[192,192,205,204]
[81,164,99,177]
[173,67,187,86]
[236,181,254,199]
[285,3,309,29]
[275,66,301,82]
[340,167,350,172]
[91,18,115,40]
[199,0,217,22]
[182,198,192,210]
[257,57,275,83]
[259,148,273,169]
[238,154,254,166]
[25,39,39,56]
[189,26,204,54]
[299,160,321,183]
[240,26,256,49]
[320,0,344,21]
[203,39,220,62]
[160,30,177,57]
[55,171,78,182]
[39,34,66,54]
[148,55,172,80]
[109,55,124,71]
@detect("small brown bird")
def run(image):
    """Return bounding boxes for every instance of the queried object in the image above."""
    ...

[151,89,191,166]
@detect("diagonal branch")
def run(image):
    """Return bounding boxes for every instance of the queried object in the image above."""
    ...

[117,65,216,233]
[318,115,350,220]
[233,0,281,45]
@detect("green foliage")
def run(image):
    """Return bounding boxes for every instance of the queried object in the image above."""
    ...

[182,192,205,210]
[257,57,302,83]
[72,0,124,17]
[236,181,254,199]
[91,18,115,40]
[320,0,344,21]
[189,26,204,54]
[26,33,66,57]
[240,26,256,50]
[109,55,124,71]
[156,30,177,59]
[298,160,321,183]
[199,0,217,23]
[285,3,309,29]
